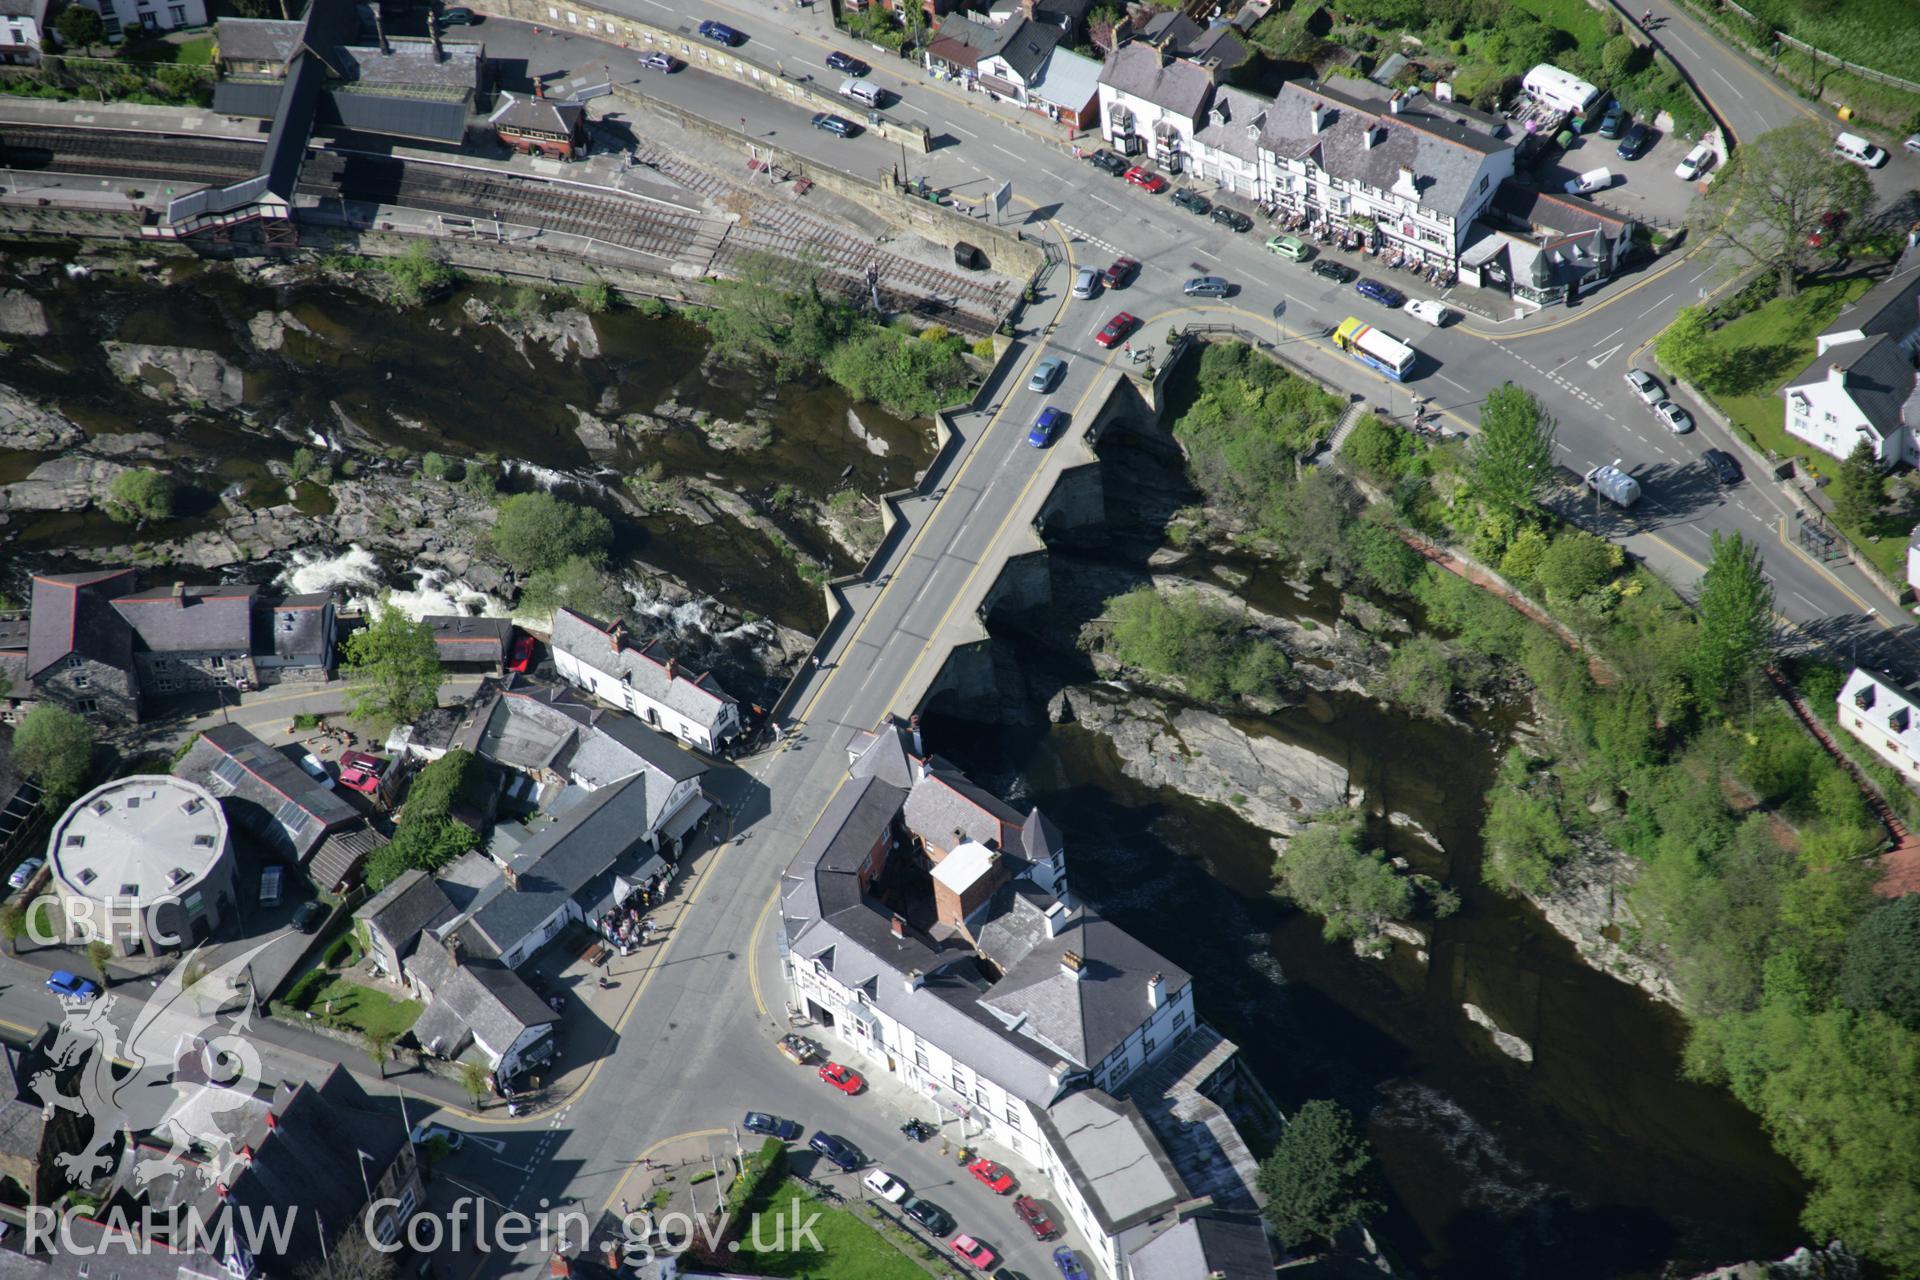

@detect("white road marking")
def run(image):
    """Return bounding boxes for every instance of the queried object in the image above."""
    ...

[1794,591,1818,610]
[947,122,976,138]
[1711,67,1747,100]
[1088,191,1122,212]
[1595,325,1625,346]
[993,144,1022,161]
[1194,247,1220,260]
[1438,374,1473,394]
[1635,292,1675,318]
[1587,342,1624,368]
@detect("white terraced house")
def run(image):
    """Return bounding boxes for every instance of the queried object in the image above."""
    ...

[548,607,742,752]
[781,719,1272,1280]
[1838,668,1920,785]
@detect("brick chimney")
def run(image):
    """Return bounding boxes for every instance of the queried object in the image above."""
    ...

[666,657,678,681]
[608,618,624,650]
[1060,951,1084,981]
[891,913,905,938]
[534,79,546,100]
[549,1255,571,1279]
[503,865,520,892]
[172,581,186,602]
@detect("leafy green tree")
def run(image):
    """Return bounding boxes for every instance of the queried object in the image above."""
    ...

[1481,748,1573,893]
[1382,635,1454,719]
[1497,525,1551,587]
[86,940,113,988]
[361,817,474,891]
[491,492,612,575]
[1103,587,1288,703]
[363,1028,398,1079]
[1255,1099,1383,1249]
[13,704,96,805]
[420,452,462,482]
[1838,897,1920,1030]
[106,469,176,524]
[1599,33,1644,79]
[1344,519,1426,595]
[0,903,28,957]
[1340,414,1419,481]
[1276,469,1358,580]
[1535,530,1620,604]
[1471,383,1557,516]
[821,328,973,417]
[521,556,625,624]
[1693,532,1774,706]
[342,605,443,732]
[1653,304,1738,392]
[1172,344,1347,532]
[1271,812,1413,942]
[1690,120,1874,298]
[460,1059,493,1109]
[1830,439,1887,531]
[54,4,105,54]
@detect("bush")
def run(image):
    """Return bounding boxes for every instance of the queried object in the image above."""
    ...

[1272,811,1412,943]
[1535,530,1622,605]
[106,469,176,523]
[1173,343,1346,532]
[1102,586,1289,703]
[821,327,973,417]
[1838,897,1920,1030]
[420,452,462,482]
[492,492,612,574]
[1382,634,1454,718]
[1345,519,1426,595]
[1341,414,1422,481]
[381,243,459,307]
[404,749,483,825]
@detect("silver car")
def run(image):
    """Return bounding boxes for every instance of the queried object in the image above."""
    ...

[1654,399,1694,434]
[1028,355,1065,392]
[1072,267,1101,299]
[1625,368,1664,405]
[1183,276,1230,298]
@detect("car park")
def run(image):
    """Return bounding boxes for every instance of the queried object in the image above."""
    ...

[1028,356,1065,392]
[410,1122,465,1151]
[1355,277,1405,307]
[811,113,858,137]
[808,1132,862,1171]
[951,1236,998,1271]
[1625,368,1664,405]
[1210,206,1253,232]
[1183,276,1230,299]
[864,1169,909,1202]
[1027,407,1066,448]
[698,19,743,45]
[1171,188,1212,215]
[743,1112,802,1140]
[1653,399,1694,433]
[818,1062,865,1094]
[1012,1196,1056,1240]
[1265,233,1310,261]
[903,1197,954,1236]
[1703,447,1742,486]
[1087,149,1128,176]
[47,971,99,1001]
[1122,167,1168,193]
[1598,102,1627,138]
[298,752,334,788]
[1071,267,1100,299]
[1617,122,1653,160]
[968,1158,1016,1194]
[7,857,43,890]
[1406,299,1450,327]
[1101,257,1138,288]
[1312,259,1358,284]
[1564,167,1613,195]
[1095,313,1137,348]
[291,901,327,933]
[825,50,868,74]
[639,51,678,72]
[777,1033,820,1064]
[1674,142,1715,180]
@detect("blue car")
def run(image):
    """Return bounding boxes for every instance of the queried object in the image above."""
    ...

[743,1111,801,1141]
[1355,277,1405,308]
[1027,406,1066,448]
[698,19,743,46]
[808,1131,863,1172]
[47,970,99,1001]
[1053,1247,1088,1280]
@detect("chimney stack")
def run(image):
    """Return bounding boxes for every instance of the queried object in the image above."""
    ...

[549,1255,572,1279]
[1018,0,1037,17]
[172,581,186,601]
[535,79,546,100]
[909,713,924,759]
[905,967,924,992]
[264,1111,278,1130]
[503,866,520,892]
[1389,92,1402,114]
[1365,124,1383,149]
[1061,951,1085,981]
[607,618,623,650]
[1828,362,1847,385]
[666,657,677,681]
[1148,972,1164,1009]
[1310,103,1326,133]
[891,913,906,939]
[1044,902,1068,937]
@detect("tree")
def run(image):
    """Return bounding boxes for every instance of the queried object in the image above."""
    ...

[342,604,443,732]
[460,1060,493,1110]
[1829,439,1887,531]
[1838,896,1920,1031]
[0,903,27,957]
[1693,532,1774,706]
[520,555,626,622]
[1382,635,1454,718]
[1471,383,1557,515]
[1654,304,1738,392]
[106,469,176,524]
[1535,530,1621,604]
[86,940,113,989]
[1599,33,1644,80]
[1271,812,1413,942]
[13,704,96,805]
[420,452,462,482]
[491,492,612,575]
[1255,1099,1383,1250]
[363,1028,398,1080]
[54,4,104,55]
[1689,120,1874,298]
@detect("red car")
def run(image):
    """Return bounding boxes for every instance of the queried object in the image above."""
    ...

[950,1234,998,1271]
[1095,313,1138,349]
[338,750,385,795]
[1013,1194,1056,1240]
[1807,209,1848,247]
[818,1062,865,1095]
[507,631,537,673]
[968,1157,1016,1194]
[1102,256,1138,288]
[1122,166,1167,193]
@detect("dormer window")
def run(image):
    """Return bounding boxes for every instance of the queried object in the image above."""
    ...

[1891,706,1910,734]
[1856,685,1877,710]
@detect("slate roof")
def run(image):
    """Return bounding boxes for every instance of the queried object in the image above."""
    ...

[1786,334,1920,442]
[477,677,707,789]
[489,91,586,136]
[1831,262,1920,341]
[904,765,1024,851]
[26,568,136,679]
[549,608,738,732]
[425,614,511,664]
[927,12,1016,70]
[1098,43,1214,120]
[336,39,482,94]
[1034,1089,1187,1234]
[173,722,359,863]
[356,868,459,944]
[1127,1212,1275,1280]
[1192,85,1271,163]
[1492,180,1631,236]
[1137,9,1248,72]
[215,16,304,63]
[252,592,333,663]
[417,955,557,1057]
[995,18,1061,82]
[111,584,258,654]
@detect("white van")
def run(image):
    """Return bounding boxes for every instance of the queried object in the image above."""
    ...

[1833,131,1887,167]
[1674,142,1715,180]
[839,78,884,109]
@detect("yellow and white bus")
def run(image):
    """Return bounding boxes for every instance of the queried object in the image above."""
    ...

[1332,317,1417,381]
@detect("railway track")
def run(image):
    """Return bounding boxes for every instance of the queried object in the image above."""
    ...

[0,122,261,185]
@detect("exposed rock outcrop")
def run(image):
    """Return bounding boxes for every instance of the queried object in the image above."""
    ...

[0,289,49,337]
[1529,835,1680,1007]
[0,456,131,513]
[247,309,312,352]
[0,383,84,451]
[1462,1001,1534,1063]
[1685,1243,1859,1280]
[104,343,247,408]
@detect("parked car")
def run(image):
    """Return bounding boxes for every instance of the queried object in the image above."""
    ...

[291,901,327,933]
[342,749,383,774]
[1027,406,1066,448]
[1211,206,1253,232]
[1183,276,1230,299]
[409,1122,466,1152]
[1355,277,1405,307]
[1653,399,1694,433]
[1597,102,1627,138]
[777,1033,820,1064]
[1312,259,1358,284]
[903,1197,954,1236]
[1265,233,1311,261]
[993,1271,1032,1280]
[1071,267,1101,299]
[864,1169,909,1202]
[1012,1195,1056,1240]
[951,1235,998,1271]
[808,1132,862,1171]
[1095,313,1138,348]
[7,857,44,890]
[639,52,679,72]
[743,1112,802,1141]
[339,763,381,794]
[811,113,858,138]
[1807,209,1848,248]
[825,50,868,74]
[1087,149,1128,176]
[1406,299,1450,327]
[1907,134,1920,155]
[1052,1247,1089,1280]
[1625,368,1665,405]
[298,752,334,789]
[507,631,537,673]
[818,1062,865,1094]
[1703,447,1743,486]
[1674,142,1715,180]
[968,1158,1016,1194]
[1028,356,1065,392]
[1833,131,1887,167]
[1122,167,1168,193]
[438,5,478,24]
[46,971,99,1002]
[698,19,743,45]
[1170,188,1211,214]
[1101,256,1138,288]
[1564,167,1613,195]
[1616,122,1654,160]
